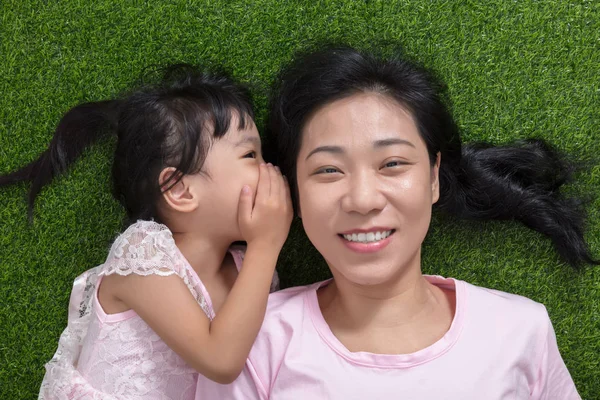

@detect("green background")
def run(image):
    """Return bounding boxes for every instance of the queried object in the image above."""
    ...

[1,1,598,398]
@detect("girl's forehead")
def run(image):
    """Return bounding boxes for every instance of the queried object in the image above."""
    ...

[221,118,260,142]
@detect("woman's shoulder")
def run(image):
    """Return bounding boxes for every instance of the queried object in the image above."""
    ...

[242,280,327,394]
[463,279,546,310]
[266,280,326,314]
[250,280,327,346]
[457,277,551,334]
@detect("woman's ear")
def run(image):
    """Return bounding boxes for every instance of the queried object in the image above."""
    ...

[159,167,200,213]
[431,152,441,204]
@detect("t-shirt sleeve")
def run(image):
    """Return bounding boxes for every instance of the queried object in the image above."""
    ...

[530,309,581,400]
[195,288,304,399]
[195,333,277,399]
[195,360,265,399]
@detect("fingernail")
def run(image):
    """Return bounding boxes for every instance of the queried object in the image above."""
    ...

[242,185,250,194]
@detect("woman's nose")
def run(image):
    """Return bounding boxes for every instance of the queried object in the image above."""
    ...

[340,171,387,215]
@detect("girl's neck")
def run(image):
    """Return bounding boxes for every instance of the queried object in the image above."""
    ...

[171,230,231,280]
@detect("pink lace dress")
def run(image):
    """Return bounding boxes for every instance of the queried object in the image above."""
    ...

[38,220,278,399]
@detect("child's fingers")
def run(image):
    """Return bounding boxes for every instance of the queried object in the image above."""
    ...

[268,164,280,199]
[282,175,293,210]
[238,185,253,226]
[275,167,285,204]
[276,168,286,204]
[256,163,271,202]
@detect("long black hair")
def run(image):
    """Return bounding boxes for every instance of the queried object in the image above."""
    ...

[266,45,597,267]
[0,64,254,224]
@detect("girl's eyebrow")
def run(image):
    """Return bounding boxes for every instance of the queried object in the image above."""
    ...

[305,137,416,160]
[234,136,261,147]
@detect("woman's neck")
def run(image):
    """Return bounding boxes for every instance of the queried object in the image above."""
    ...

[318,261,455,354]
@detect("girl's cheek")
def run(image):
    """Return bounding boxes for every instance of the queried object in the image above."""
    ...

[247,167,260,194]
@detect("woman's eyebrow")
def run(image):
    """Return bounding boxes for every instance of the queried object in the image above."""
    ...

[373,138,416,149]
[305,145,344,160]
[306,138,416,160]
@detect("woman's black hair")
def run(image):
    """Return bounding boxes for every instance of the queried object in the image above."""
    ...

[266,45,597,267]
[0,64,254,224]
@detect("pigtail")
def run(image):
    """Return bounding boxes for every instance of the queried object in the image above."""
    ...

[0,100,120,220]
[437,138,598,267]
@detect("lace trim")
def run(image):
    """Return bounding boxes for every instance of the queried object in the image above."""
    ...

[77,267,100,319]
[99,220,212,319]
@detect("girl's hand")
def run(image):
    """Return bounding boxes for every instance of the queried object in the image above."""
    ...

[238,163,293,251]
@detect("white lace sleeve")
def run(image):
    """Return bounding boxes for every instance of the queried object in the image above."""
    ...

[100,220,211,317]
[101,220,181,277]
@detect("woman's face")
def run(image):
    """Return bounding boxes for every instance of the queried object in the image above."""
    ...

[296,92,440,286]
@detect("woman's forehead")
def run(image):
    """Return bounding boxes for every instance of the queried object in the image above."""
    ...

[300,92,422,151]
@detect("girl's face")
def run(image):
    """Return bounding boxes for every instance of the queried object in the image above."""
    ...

[296,93,440,286]
[194,114,264,241]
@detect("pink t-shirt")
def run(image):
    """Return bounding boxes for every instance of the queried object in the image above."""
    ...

[196,275,580,399]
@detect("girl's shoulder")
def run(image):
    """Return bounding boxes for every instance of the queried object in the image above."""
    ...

[100,220,184,277]
[98,220,214,317]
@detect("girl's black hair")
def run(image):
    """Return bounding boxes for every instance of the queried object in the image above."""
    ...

[266,45,597,267]
[0,64,254,224]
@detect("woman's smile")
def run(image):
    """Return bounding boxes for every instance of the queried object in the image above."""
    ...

[338,228,396,253]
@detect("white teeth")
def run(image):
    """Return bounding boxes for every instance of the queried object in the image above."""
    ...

[342,230,392,243]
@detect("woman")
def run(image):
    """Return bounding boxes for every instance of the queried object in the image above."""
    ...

[196,46,594,399]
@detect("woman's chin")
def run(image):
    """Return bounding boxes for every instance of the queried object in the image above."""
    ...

[334,264,400,287]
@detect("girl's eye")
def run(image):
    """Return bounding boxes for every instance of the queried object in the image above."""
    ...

[243,151,257,159]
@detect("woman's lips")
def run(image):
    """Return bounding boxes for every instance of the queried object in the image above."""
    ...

[338,229,395,253]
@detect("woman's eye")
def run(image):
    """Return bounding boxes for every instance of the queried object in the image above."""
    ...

[243,151,257,159]
[316,167,339,174]
[383,160,407,168]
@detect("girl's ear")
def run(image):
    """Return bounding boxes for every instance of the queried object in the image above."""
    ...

[159,167,200,213]
[431,152,441,204]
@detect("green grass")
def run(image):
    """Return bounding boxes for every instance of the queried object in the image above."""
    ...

[1,0,598,398]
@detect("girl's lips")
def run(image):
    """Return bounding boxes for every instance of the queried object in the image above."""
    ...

[338,230,395,253]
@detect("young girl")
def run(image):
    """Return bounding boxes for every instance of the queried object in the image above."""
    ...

[195,47,596,399]
[0,65,292,399]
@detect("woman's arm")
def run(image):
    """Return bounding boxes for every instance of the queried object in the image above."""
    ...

[530,312,581,400]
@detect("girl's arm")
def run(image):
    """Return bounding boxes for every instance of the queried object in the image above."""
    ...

[113,163,292,384]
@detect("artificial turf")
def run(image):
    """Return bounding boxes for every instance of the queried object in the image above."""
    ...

[0,1,598,398]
